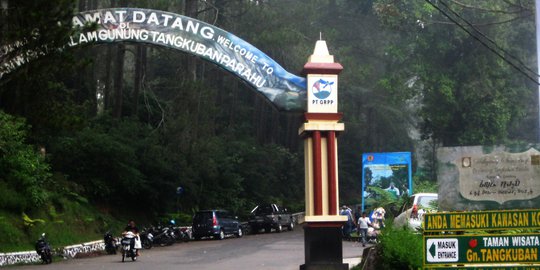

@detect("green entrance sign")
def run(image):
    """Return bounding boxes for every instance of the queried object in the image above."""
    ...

[424,233,540,266]
[424,209,540,232]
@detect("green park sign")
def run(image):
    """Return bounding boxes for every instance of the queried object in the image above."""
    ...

[424,209,540,232]
[424,233,540,266]
[431,266,540,270]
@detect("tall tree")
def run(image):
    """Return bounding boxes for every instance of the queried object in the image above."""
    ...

[373,0,536,146]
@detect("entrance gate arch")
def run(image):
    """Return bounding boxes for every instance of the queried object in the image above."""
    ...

[1,8,307,111]
[1,8,347,269]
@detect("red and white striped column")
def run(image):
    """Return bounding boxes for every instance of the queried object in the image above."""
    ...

[300,113,344,220]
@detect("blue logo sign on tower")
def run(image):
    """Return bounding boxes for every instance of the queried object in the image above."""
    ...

[312,79,334,99]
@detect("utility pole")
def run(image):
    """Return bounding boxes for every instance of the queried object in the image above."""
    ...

[536,0,540,142]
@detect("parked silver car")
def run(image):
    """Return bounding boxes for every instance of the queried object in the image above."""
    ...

[393,193,438,231]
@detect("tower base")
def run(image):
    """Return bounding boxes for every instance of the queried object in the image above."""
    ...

[300,222,348,270]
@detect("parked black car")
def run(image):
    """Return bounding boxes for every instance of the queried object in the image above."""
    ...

[192,210,243,240]
[248,203,294,233]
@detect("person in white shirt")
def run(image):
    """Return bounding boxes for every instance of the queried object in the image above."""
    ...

[357,212,371,247]
[384,182,400,198]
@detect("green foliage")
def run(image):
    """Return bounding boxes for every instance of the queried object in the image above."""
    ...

[365,186,413,218]
[373,0,536,146]
[412,174,438,193]
[22,213,45,227]
[166,212,193,226]
[48,117,158,210]
[0,182,28,211]
[377,227,423,270]
[0,111,52,211]
[44,111,303,217]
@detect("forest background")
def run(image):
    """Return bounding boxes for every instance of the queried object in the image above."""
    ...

[0,0,537,251]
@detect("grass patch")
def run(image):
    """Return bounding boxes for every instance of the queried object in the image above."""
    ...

[0,196,125,253]
[0,215,28,251]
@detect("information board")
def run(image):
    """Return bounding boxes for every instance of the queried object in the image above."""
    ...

[361,152,412,211]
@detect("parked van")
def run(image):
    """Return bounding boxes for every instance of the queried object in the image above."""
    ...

[192,210,243,240]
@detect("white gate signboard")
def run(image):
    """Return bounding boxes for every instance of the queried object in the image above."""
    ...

[459,148,540,204]
[437,146,540,211]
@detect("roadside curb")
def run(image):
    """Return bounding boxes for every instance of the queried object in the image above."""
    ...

[344,256,362,269]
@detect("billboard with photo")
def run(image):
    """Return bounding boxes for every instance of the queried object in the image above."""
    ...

[361,152,412,211]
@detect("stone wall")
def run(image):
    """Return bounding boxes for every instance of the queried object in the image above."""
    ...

[0,251,42,266]
[62,240,105,259]
[437,145,540,211]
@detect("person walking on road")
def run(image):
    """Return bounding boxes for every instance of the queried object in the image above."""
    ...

[357,212,371,247]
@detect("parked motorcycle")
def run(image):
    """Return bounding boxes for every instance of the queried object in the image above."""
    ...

[139,227,153,249]
[35,233,52,264]
[150,225,175,246]
[104,231,117,254]
[173,226,191,243]
[120,231,138,262]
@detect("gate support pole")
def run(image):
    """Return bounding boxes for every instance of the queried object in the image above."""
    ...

[299,40,347,270]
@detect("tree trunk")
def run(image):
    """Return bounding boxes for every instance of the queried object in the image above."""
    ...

[286,113,301,149]
[185,0,198,80]
[103,46,113,111]
[270,108,279,144]
[77,0,86,11]
[77,0,98,11]
[133,45,146,116]
[113,44,125,118]
[0,0,7,41]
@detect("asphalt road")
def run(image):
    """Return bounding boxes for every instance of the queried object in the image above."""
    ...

[14,228,366,270]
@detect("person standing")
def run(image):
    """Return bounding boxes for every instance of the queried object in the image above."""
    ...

[357,212,371,247]
[354,206,362,225]
[340,205,355,241]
